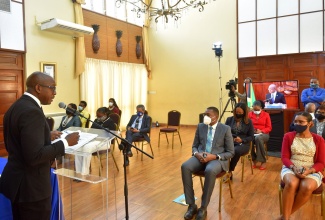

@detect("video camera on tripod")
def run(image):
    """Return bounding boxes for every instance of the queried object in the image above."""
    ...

[225,78,238,97]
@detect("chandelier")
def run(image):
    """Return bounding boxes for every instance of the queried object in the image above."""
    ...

[115,0,214,23]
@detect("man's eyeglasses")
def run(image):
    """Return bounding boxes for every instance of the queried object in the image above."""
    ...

[39,84,56,92]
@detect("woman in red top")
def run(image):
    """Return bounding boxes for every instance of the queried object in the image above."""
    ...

[108,98,120,115]
[280,112,325,220]
[248,100,272,170]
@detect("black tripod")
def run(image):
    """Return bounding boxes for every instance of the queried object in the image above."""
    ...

[219,95,237,122]
[61,103,153,220]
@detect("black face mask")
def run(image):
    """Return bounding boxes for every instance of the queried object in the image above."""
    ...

[236,114,244,119]
[66,110,71,115]
[315,114,325,121]
[294,124,308,133]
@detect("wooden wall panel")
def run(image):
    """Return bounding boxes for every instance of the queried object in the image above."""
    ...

[238,52,325,111]
[83,9,144,64]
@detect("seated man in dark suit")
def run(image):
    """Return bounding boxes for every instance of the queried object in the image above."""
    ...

[120,104,151,166]
[181,107,234,220]
[289,102,316,131]
[310,104,325,139]
[266,84,286,104]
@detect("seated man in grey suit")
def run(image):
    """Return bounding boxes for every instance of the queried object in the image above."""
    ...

[120,104,151,166]
[181,107,234,220]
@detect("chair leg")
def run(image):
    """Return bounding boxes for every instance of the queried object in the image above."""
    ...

[141,142,144,161]
[321,189,325,220]
[248,154,253,175]
[172,132,175,149]
[149,142,154,156]
[218,177,223,212]
[111,151,119,172]
[228,173,233,198]
[199,177,204,191]
[165,133,169,144]
[178,131,182,146]
[241,156,245,182]
[158,132,161,148]
[279,185,283,215]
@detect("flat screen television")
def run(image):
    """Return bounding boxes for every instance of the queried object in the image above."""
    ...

[245,80,299,109]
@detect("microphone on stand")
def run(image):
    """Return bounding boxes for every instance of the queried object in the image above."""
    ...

[58,102,84,118]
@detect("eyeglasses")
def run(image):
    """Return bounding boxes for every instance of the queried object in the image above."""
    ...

[39,84,56,92]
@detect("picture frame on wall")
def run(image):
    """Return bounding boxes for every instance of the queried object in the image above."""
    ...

[40,62,57,82]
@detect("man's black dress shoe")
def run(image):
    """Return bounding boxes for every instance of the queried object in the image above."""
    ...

[124,158,129,166]
[184,204,197,220]
[195,208,207,220]
[127,150,133,157]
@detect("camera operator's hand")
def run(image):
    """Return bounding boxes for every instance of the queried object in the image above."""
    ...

[231,85,236,92]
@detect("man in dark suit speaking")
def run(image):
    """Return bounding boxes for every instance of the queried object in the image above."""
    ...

[0,72,79,219]
[121,104,151,166]
[266,84,286,104]
[181,107,234,220]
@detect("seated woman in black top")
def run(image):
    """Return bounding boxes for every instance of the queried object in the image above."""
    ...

[225,102,255,179]
[91,107,116,130]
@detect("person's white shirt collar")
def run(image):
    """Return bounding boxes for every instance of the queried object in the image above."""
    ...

[209,122,218,130]
[24,92,41,108]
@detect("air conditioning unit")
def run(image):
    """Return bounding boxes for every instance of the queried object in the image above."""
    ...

[40,18,94,37]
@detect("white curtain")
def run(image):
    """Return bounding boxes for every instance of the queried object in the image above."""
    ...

[80,58,148,130]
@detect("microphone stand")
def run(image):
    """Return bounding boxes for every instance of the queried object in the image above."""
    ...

[66,107,153,220]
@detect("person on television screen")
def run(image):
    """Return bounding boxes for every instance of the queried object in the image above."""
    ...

[266,84,286,104]
[231,77,252,103]
[301,78,325,108]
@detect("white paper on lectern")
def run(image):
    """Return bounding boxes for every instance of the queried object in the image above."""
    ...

[51,130,98,151]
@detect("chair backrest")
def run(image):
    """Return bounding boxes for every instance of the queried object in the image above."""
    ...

[199,113,205,123]
[85,114,91,128]
[167,110,181,127]
[46,117,54,131]
[109,113,121,129]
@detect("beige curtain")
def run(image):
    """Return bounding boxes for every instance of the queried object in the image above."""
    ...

[80,58,148,130]
[73,0,86,78]
[142,0,152,78]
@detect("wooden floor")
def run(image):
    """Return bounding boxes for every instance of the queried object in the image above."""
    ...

[58,126,323,220]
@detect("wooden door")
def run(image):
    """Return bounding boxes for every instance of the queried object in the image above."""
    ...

[0,51,24,156]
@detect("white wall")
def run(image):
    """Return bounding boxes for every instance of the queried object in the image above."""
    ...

[24,0,79,115]
[148,0,237,125]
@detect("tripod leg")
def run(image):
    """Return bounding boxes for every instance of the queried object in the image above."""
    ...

[219,98,232,122]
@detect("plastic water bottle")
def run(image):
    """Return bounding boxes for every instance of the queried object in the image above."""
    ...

[156,121,159,127]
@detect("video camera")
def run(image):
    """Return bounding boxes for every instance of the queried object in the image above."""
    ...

[225,78,238,97]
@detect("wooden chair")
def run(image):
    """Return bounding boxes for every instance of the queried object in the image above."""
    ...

[240,142,254,182]
[85,114,91,128]
[193,161,233,212]
[158,110,182,149]
[46,117,54,131]
[278,181,325,219]
[133,117,154,161]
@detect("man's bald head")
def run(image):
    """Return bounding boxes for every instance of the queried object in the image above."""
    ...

[26,72,54,90]
[305,102,316,113]
[26,71,56,105]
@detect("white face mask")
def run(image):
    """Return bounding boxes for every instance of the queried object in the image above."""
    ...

[109,102,114,107]
[253,110,261,115]
[203,115,212,125]
[78,106,83,111]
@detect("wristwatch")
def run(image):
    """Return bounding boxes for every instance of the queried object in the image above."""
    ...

[203,153,207,158]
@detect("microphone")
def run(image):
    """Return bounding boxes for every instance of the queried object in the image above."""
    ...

[58,102,79,115]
